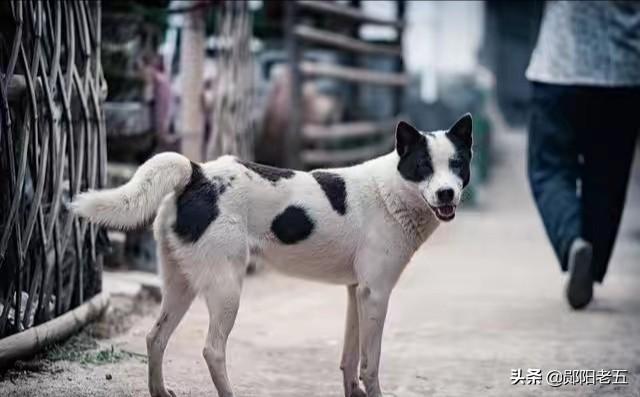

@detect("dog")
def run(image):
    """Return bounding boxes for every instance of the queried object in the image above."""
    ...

[72,114,473,397]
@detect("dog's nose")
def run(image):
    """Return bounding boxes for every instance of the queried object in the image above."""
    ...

[436,188,454,204]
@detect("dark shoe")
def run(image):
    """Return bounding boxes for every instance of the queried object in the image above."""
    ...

[566,238,594,310]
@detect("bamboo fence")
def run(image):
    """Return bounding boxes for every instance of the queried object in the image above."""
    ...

[0,0,107,339]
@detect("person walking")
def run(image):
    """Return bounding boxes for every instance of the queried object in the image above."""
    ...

[526,1,640,309]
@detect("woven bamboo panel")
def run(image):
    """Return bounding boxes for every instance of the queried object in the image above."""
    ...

[0,0,107,339]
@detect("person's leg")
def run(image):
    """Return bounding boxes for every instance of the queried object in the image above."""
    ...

[527,82,583,271]
[579,87,640,283]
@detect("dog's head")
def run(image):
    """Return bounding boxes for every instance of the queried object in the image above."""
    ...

[395,114,473,222]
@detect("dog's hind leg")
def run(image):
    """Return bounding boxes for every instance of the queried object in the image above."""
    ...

[146,246,196,397]
[201,259,245,397]
[341,285,366,397]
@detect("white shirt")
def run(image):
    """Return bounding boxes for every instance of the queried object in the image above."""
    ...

[526,1,640,86]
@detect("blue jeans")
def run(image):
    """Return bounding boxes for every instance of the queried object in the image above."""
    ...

[527,83,640,282]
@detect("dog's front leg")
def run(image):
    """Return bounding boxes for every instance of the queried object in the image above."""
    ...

[341,285,366,397]
[356,283,390,397]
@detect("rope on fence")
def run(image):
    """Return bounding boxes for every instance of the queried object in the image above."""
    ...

[0,0,107,339]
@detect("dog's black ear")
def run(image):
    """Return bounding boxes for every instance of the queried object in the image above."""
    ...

[447,113,473,148]
[395,121,422,157]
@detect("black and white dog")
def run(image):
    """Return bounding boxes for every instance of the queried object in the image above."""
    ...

[73,114,473,397]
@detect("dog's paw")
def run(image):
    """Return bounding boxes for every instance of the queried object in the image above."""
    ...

[152,389,176,397]
[350,388,367,397]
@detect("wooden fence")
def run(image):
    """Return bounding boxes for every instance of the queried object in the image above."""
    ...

[0,0,107,339]
[284,0,407,169]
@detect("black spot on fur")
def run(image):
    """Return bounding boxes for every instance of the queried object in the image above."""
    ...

[396,121,433,182]
[448,152,471,187]
[311,171,347,215]
[174,163,226,243]
[446,115,473,187]
[271,206,315,244]
[237,159,295,183]
[397,136,433,182]
[447,113,473,149]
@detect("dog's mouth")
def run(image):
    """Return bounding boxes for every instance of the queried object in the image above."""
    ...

[430,204,456,222]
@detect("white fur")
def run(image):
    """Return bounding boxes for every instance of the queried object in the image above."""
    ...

[71,152,192,229]
[73,135,466,397]
[421,130,463,206]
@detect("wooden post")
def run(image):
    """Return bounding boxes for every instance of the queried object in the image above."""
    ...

[178,0,205,162]
[393,0,406,117]
[285,1,302,169]
[347,0,361,119]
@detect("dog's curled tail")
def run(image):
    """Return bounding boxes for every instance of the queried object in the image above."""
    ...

[71,152,193,229]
